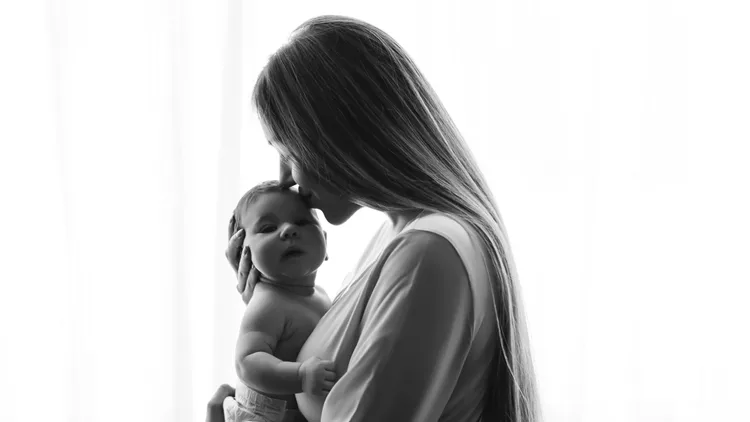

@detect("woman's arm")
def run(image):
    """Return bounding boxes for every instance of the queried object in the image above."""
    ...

[321,230,475,421]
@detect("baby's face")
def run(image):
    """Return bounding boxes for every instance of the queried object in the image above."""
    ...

[240,191,327,282]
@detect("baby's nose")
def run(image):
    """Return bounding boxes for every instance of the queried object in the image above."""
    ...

[280,224,299,239]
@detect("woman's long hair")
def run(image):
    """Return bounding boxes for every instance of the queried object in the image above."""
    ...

[251,15,540,421]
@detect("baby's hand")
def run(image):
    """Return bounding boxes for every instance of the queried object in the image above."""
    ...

[298,357,336,396]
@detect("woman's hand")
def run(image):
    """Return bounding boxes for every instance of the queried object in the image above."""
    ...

[226,216,260,305]
[206,384,234,422]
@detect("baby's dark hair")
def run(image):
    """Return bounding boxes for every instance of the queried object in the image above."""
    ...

[229,180,311,238]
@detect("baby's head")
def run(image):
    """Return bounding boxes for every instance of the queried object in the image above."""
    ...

[231,180,327,282]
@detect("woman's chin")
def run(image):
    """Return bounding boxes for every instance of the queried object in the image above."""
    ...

[321,212,348,226]
[321,205,361,226]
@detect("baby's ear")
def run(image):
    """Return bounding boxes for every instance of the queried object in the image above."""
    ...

[323,230,328,243]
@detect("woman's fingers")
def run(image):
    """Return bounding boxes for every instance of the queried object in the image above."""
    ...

[206,384,235,422]
[240,265,259,305]
[237,247,262,305]
[237,246,252,292]
[227,215,237,241]
[209,383,235,404]
[225,228,245,274]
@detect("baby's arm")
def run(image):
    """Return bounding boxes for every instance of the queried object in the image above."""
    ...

[234,294,302,395]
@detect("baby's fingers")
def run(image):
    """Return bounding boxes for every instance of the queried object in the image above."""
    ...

[323,369,337,382]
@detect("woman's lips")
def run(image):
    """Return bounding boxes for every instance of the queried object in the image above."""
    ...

[298,188,316,208]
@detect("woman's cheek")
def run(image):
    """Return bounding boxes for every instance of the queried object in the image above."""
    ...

[291,165,317,191]
[290,166,305,187]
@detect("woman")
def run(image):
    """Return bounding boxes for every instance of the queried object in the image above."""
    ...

[208,15,540,422]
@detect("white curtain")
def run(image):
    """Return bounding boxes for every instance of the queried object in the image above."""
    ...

[1,1,749,422]
[0,0,251,420]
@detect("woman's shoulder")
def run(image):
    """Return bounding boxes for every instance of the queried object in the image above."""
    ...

[395,212,493,335]
[402,212,483,256]
[381,212,488,278]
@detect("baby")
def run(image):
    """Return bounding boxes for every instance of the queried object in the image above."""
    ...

[223,180,335,422]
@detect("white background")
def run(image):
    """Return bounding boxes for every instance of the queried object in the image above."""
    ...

[1,1,748,421]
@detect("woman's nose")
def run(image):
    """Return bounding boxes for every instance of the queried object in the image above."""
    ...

[280,224,299,240]
[298,185,312,199]
[279,160,295,189]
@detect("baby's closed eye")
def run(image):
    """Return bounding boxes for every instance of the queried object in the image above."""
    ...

[259,225,277,233]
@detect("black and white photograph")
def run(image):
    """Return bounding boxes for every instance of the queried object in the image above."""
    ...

[1,1,748,421]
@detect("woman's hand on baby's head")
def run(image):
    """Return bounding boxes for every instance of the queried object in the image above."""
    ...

[226,216,261,305]
[226,215,245,272]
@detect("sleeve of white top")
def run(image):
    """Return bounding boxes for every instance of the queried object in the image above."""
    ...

[320,230,475,422]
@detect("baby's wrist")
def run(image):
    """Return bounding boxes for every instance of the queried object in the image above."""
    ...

[295,361,306,392]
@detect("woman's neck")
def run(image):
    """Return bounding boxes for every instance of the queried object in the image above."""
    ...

[385,209,428,233]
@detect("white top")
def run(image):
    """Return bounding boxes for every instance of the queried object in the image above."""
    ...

[295,212,498,421]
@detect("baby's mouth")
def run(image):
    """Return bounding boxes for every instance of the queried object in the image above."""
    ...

[281,246,305,259]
